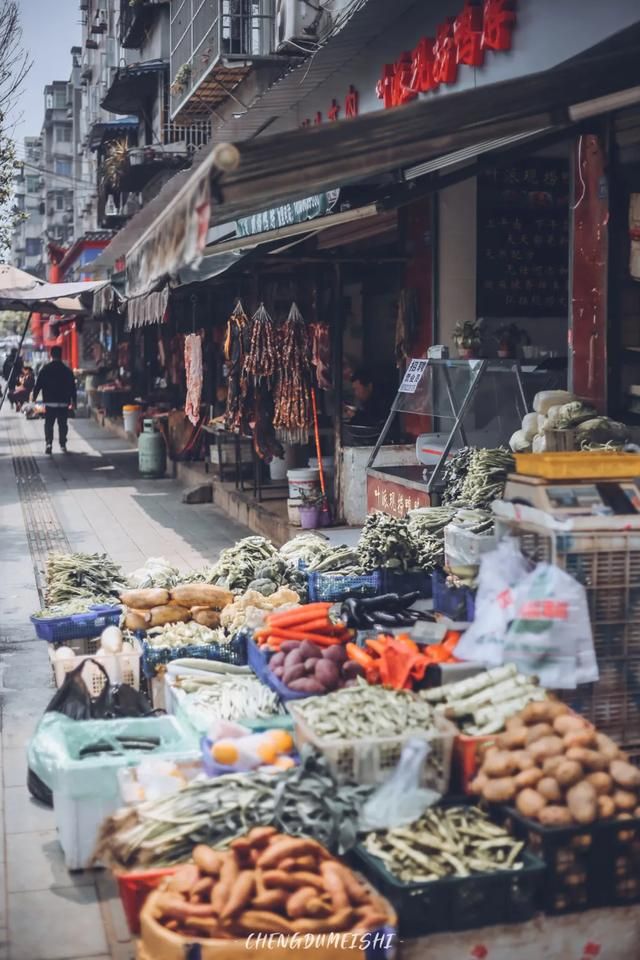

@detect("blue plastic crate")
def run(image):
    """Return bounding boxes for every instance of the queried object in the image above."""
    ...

[30,604,122,643]
[247,636,321,702]
[382,569,432,598]
[141,631,247,679]
[431,569,476,622]
[308,569,383,603]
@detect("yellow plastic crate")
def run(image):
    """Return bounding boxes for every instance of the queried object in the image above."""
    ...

[515,451,640,480]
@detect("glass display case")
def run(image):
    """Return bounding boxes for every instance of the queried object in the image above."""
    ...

[366,358,528,514]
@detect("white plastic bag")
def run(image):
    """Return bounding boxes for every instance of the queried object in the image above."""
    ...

[359,738,440,832]
[454,538,530,666]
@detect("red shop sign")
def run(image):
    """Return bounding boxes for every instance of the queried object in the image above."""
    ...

[377,0,516,109]
[301,85,359,128]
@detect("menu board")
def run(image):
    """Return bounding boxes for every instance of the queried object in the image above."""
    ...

[477,159,570,318]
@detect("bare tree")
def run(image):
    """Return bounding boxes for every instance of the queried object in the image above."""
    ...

[0,1,31,255]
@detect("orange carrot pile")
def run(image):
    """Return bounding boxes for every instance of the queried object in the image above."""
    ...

[253,603,353,650]
[345,631,460,689]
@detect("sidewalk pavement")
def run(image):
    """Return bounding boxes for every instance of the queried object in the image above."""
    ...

[0,408,250,960]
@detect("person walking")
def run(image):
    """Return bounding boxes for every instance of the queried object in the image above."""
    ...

[32,346,77,454]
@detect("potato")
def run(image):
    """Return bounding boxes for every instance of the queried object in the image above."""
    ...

[553,714,590,736]
[595,732,620,762]
[506,714,527,732]
[597,795,616,819]
[555,760,584,788]
[537,777,562,803]
[566,782,597,825]
[610,760,640,791]
[613,789,638,812]
[120,588,170,609]
[525,723,554,746]
[528,736,565,763]
[469,773,488,796]
[543,755,565,776]
[513,750,536,771]
[585,772,613,796]
[482,777,517,804]
[516,788,547,820]
[521,701,563,725]
[634,807,640,818]
[563,730,596,750]
[498,728,527,750]
[515,767,543,790]
[546,700,570,719]
[539,805,573,827]
[565,748,608,772]
[483,750,519,778]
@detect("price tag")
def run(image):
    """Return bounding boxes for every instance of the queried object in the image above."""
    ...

[399,359,428,393]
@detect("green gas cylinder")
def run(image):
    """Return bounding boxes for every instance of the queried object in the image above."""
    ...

[138,418,166,478]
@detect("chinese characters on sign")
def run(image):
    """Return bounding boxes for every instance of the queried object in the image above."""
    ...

[301,86,359,127]
[236,191,340,239]
[477,159,570,318]
[367,475,430,518]
[399,358,428,394]
[377,0,516,109]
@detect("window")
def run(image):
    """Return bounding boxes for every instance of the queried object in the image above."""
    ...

[55,193,64,210]
[53,88,67,109]
[26,175,40,193]
[26,238,42,257]
[54,158,72,177]
[56,126,72,143]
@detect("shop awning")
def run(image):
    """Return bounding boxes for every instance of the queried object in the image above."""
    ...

[0,265,107,315]
[126,285,169,330]
[89,116,139,151]
[92,26,640,298]
[101,59,167,115]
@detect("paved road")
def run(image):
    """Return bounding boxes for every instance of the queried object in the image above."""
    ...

[0,408,249,960]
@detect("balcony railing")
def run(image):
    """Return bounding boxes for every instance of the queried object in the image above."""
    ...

[120,0,167,49]
[161,119,211,149]
[170,0,274,117]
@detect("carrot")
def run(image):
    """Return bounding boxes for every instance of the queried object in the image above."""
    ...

[267,604,332,627]
[260,628,342,646]
[346,643,376,670]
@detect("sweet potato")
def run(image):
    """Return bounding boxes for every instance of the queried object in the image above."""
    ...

[282,664,306,686]
[120,588,170,609]
[290,856,317,871]
[555,760,584,788]
[469,773,488,796]
[191,607,221,628]
[190,877,214,899]
[514,767,543,790]
[192,845,221,875]
[335,864,370,906]
[566,781,597,824]
[539,805,573,827]
[168,864,200,895]
[525,723,554,746]
[171,584,233,609]
[124,609,150,631]
[257,839,323,870]
[289,907,353,934]
[613,789,637,812]
[585,772,613,796]
[252,890,288,911]
[234,911,296,935]
[565,747,608,772]
[341,660,364,680]
[211,854,239,914]
[287,678,326,694]
[320,861,350,912]
[148,603,190,626]
[286,887,319,919]
[220,871,255,920]
[482,777,517,804]
[323,645,347,663]
[314,659,340,691]
[528,735,564,763]
[247,826,278,848]
[610,760,640,791]
[537,777,562,803]
[299,640,323,660]
[597,795,616,819]
[516,788,547,820]
[553,714,590,736]
[483,750,519,778]
[156,894,215,921]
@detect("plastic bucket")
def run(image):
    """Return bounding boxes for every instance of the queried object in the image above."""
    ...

[122,404,141,434]
[287,467,320,500]
[269,457,287,481]
[299,505,321,529]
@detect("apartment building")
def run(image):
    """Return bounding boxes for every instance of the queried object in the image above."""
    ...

[41,80,76,248]
[11,136,45,276]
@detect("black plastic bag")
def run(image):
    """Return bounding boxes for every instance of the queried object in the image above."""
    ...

[93,680,153,719]
[42,658,104,720]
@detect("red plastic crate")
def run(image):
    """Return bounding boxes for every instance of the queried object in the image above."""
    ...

[452,732,496,794]
[115,867,176,935]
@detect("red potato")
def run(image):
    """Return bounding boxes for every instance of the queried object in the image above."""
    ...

[269,652,286,669]
[284,649,305,670]
[315,659,340,691]
[299,641,323,660]
[282,664,306,686]
[287,678,326,694]
[342,661,364,680]
[279,641,300,653]
[304,658,320,673]
[323,645,347,664]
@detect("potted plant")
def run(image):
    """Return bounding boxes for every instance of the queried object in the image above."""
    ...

[298,492,327,530]
[494,322,531,359]
[453,319,483,359]
[171,63,192,96]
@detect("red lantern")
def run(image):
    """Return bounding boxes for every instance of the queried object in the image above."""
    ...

[454,1,485,66]
[481,0,516,52]
[432,19,458,86]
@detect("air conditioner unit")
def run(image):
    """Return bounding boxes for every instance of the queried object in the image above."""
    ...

[275,0,331,52]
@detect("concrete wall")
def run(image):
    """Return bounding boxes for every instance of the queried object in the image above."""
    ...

[342,445,417,526]
[437,178,477,349]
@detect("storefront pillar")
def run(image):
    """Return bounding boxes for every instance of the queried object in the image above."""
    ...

[569,133,609,411]
[332,263,344,524]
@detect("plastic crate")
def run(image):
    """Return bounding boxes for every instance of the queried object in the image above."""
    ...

[116,868,177,935]
[502,807,640,913]
[352,837,544,937]
[431,569,476,622]
[307,570,382,603]
[141,631,247,679]
[31,603,122,643]
[48,637,142,695]
[247,636,320,702]
[496,519,640,746]
[289,703,455,789]
[452,732,497,794]
[514,450,640,479]
[381,569,432,598]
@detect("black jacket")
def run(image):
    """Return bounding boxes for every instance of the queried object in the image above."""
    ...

[33,360,77,406]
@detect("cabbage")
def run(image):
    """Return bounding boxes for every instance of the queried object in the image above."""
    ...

[533,390,576,415]
[510,429,532,453]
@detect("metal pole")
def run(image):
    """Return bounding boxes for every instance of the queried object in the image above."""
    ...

[0,311,33,414]
[427,360,486,493]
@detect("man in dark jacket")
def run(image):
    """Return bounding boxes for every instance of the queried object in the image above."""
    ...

[32,346,77,454]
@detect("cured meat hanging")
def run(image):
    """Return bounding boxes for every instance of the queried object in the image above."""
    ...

[242,302,277,381]
[274,302,313,445]
[224,301,250,433]
[184,333,203,426]
[310,322,331,390]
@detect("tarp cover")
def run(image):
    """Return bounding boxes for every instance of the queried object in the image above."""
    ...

[0,265,107,315]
